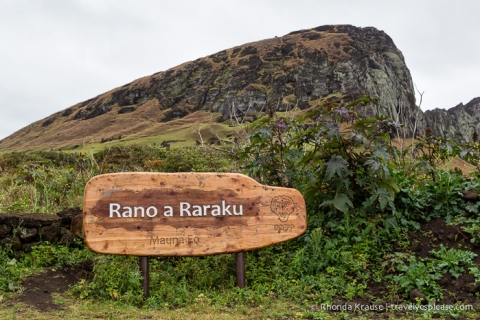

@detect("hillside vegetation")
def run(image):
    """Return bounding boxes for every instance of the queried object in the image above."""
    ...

[1,96,480,319]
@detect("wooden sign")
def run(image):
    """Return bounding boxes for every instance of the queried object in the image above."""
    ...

[83,172,306,256]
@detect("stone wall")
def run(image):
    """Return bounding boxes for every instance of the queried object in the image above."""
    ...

[0,208,83,252]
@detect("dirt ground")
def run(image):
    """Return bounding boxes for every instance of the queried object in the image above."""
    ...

[5,260,93,312]
[4,218,480,318]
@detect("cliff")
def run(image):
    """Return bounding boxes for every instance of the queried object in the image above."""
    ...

[424,97,480,143]
[0,25,425,151]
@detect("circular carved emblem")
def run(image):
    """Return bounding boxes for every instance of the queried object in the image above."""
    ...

[270,196,296,222]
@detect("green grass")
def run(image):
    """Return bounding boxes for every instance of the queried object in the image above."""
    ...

[2,296,477,319]
[36,122,238,155]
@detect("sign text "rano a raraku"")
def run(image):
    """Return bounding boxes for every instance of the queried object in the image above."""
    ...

[109,201,243,218]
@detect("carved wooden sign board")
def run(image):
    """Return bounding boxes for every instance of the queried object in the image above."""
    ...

[83,173,307,256]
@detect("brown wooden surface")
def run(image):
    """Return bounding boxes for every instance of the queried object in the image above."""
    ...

[83,173,306,256]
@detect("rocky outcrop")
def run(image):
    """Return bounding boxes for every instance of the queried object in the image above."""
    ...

[424,97,480,143]
[0,25,425,151]
[0,208,83,252]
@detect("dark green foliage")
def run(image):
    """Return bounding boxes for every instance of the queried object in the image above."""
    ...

[25,241,93,268]
[387,254,443,299]
[239,95,399,220]
[0,245,24,293]
[386,246,480,300]
[395,169,480,223]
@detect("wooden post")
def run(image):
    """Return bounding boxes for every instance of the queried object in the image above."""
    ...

[139,256,150,299]
[235,251,245,288]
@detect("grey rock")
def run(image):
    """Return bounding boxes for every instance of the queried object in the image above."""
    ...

[56,207,82,225]
[2,24,478,151]
[424,97,480,143]
[0,24,425,150]
[0,213,61,228]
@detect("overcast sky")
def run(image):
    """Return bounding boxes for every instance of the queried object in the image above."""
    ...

[1,0,479,140]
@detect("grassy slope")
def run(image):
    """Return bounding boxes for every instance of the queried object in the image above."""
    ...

[1,113,237,154]
[57,121,237,155]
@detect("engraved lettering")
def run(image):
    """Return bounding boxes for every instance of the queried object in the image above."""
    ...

[146,206,158,218]
[274,224,294,232]
[134,206,144,218]
[122,206,132,218]
[192,205,202,217]
[109,203,121,218]
[222,200,232,215]
[150,235,199,246]
[180,202,191,216]
[164,206,173,217]
[233,204,243,216]
[211,205,221,216]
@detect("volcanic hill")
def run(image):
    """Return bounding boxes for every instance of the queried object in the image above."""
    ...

[0,24,437,152]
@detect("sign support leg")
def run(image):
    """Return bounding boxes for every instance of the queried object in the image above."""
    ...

[139,256,150,299]
[235,251,245,288]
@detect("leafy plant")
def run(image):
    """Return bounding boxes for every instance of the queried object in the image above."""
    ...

[386,246,480,301]
[429,245,480,279]
[387,255,443,300]
[26,242,93,269]
[239,95,402,224]
[395,169,474,223]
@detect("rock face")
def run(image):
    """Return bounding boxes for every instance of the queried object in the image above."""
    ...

[1,25,425,151]
[424,97,480,143]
